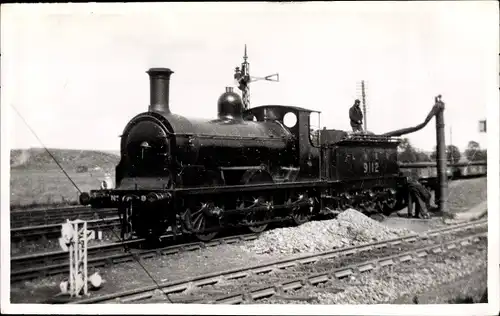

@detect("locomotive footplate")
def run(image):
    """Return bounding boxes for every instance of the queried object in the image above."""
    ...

[79,189,173,209]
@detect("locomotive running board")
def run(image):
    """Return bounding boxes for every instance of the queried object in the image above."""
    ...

[171,180,325,195]
[168,176,403,196]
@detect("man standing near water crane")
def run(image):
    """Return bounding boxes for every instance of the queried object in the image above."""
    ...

[400,176,435,219]
[349,99,364,132]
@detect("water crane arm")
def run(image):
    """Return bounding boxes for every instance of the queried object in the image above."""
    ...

[381,95,445,137]
[381,95,450,217]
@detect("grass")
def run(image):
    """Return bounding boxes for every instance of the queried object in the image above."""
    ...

[10,148,119,210]
[10,169,116,210]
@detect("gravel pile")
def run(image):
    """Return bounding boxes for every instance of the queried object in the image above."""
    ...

[239,209,414,255]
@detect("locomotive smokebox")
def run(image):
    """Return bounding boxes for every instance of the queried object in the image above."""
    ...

[217,87,244,120]
[147,68,174,113]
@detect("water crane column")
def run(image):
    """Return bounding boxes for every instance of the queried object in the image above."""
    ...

[434,95,448,215]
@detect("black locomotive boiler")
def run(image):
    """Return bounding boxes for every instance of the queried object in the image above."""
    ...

[80,67,407,241]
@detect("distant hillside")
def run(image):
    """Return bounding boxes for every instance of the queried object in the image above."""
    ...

[11,148,120,172]
[102,150,121,156]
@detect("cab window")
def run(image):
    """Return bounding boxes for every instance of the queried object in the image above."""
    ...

[309,112,320,146]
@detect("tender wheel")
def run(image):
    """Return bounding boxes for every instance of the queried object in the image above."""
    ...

[247,222,267,233]
[382,197,398,216]
[337,193,353,211]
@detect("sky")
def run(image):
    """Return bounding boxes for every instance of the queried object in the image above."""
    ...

[2,2,499,152]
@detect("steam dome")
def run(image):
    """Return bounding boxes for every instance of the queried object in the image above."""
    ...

[217,87,243,120]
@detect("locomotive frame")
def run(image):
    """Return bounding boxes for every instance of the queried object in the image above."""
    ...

[80,67,408,241]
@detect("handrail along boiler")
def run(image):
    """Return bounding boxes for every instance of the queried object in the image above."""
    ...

[80,67,413,241]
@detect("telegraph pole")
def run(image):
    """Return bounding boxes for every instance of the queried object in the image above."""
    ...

[357,81,367,131]
[450,126,453,162]
[234,45,279,110]
[361,80,367,131]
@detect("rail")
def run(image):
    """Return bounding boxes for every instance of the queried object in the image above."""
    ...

[11,207,117,228]
[11,217,120,242]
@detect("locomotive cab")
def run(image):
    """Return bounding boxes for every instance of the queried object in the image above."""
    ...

[243,105,321,180]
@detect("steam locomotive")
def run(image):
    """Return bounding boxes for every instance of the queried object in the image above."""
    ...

[80,67,408,241]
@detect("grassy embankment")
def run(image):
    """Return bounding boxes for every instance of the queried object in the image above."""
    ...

[10,148,119,210]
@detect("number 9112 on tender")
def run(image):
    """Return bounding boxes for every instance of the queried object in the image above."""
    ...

[363,161,380,174]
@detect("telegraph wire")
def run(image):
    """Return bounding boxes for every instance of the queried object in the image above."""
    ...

[11,104,173,303]
[11,105,82,194]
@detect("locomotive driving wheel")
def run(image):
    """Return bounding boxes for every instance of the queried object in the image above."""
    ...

[240,195,273,233]
[184,201,221,242]
[289,191,315,226]
[239,170,274,233]
[182,170,224,242]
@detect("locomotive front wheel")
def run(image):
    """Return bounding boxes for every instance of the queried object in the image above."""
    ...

[195,231,218,242]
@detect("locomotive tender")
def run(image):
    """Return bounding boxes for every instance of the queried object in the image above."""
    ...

[80,67,407,241]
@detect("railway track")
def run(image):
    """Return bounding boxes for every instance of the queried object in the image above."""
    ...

[204,233,486,305]
[11,217,120,243]
[69,218,486,304]
[10,206,117,228]
[11,232,260,282]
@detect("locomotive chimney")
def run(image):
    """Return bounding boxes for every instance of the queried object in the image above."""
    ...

[147,68,174,113]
